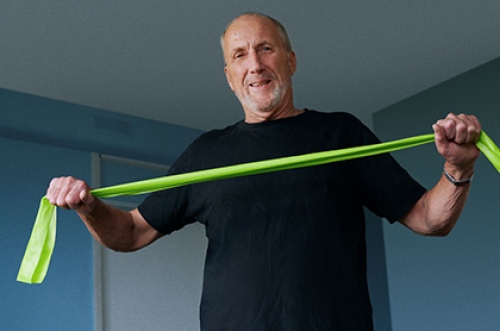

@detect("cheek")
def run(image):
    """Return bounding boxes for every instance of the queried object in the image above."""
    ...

[234,71,249,90]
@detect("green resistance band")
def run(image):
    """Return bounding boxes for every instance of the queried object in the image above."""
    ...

[17,131,500,284]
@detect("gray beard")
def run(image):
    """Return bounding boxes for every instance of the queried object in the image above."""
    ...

[238,82,288,113]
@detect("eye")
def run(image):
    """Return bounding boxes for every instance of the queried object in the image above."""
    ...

[233,52,246,60]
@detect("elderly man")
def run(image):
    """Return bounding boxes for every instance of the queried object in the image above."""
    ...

[47,12,480,331]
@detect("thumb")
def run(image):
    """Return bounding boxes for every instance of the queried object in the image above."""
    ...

[80,189,94,205]
[432,123,451,159]
[432,124,445,144]
[77,189,97,215]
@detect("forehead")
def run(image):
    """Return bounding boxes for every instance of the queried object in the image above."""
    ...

[223,16,282,52]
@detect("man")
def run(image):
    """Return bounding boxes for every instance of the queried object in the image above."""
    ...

[47,12,481,331]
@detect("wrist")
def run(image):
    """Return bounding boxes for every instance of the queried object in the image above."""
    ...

[443,162,474,180]
[443,166,474,186]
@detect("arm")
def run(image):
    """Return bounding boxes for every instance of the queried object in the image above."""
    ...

[46,176,163,251]
[399,113,481,236]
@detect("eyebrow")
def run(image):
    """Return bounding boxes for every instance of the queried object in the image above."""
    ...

[230,46,245,56]
[229,40,274,57]
[255,40,274,49]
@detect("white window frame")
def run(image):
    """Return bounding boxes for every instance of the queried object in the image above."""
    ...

[91,153,169,331]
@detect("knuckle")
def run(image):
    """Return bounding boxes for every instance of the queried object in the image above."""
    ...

[48,176,89,209]
[455,120,467,131]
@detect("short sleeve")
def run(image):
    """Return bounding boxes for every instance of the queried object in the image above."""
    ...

[137,144,198,234]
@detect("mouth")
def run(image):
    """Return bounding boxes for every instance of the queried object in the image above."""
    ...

[249,80,271,88]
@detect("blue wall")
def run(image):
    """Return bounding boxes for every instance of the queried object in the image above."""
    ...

[0,89,203,330]
[374,57,500,330]
[0,137,93,330]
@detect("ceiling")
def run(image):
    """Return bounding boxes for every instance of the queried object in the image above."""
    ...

[1,0,499,130]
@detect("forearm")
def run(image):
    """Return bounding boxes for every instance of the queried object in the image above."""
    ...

[47,175,162,251]
[77,199,140,251]
[423,170,472,235]
[401,162,473,236]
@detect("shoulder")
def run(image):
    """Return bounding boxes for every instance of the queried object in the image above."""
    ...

[302,109,380,147]
[181,122,239,154]
[303,109,370,135]
[168,122,242,173]
[191,122,241,147]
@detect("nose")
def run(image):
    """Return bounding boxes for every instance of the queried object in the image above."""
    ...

[248,50,264,74]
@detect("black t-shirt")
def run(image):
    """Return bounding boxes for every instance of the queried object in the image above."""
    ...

[138,110,426,331]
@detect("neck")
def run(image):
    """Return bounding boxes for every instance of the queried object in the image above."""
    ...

[244,107,303,123]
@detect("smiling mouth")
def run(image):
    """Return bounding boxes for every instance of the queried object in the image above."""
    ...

[249,80,271,87]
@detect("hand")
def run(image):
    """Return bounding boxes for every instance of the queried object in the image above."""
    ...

[432,113,481,172]
[46,176,96,215]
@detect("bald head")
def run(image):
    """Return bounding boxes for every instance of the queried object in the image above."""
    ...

[220,12,293,63]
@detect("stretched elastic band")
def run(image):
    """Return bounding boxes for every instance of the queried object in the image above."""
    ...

[17,131,500,284]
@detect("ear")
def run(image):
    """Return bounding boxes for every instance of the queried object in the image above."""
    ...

[287,51,297,76]
[224,66,235,91]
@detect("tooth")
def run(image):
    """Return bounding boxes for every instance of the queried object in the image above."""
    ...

[252,81,266,87]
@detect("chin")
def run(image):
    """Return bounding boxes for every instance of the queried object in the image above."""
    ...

[237,84,288,115]
[247,95,283,114]
[249,102,279,114]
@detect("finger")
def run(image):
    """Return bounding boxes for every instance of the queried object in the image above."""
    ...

[442,113,479,144]
[432,123,449,156]
[66,189,85,210]
[46,176,90,210]
[436,115,457,142]
[80,189,96,208]
[466,114,482,143]
[65,180,91,210]
[432,123,444,142]
[454,114,470,144]
[457,113,481,144]
[46,177,71,209]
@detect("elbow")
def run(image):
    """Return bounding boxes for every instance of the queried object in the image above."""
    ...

[101,241,140,252]
[109,245,140,253]
[97,225,143,252]
[421,227,451,237]
[419,219,455,237]
[400,215,455,237]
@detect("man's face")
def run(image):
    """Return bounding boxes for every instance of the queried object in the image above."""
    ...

[222,15,296,122]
